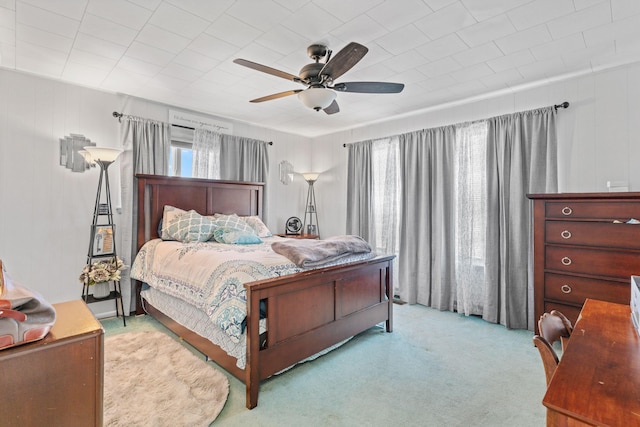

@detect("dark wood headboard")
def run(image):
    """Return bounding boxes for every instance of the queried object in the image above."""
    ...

[135,174,264,251]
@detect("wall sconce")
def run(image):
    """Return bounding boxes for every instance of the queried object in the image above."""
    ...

[279,160,294,185]
[59,134,95,172]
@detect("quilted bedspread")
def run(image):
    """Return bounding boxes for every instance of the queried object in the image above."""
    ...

[131,237,302,343]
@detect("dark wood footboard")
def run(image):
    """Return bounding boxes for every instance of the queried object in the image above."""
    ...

[245,254,394,408]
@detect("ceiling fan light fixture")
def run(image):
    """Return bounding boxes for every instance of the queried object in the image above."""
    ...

[298,88,336,111]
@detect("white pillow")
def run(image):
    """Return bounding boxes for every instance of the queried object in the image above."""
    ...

[243,216,273,237]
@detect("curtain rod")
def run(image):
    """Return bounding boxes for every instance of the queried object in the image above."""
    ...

[342,101,571,147]
[111,111,272,145]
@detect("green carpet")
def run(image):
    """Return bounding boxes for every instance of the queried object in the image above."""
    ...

[101,304,546,426]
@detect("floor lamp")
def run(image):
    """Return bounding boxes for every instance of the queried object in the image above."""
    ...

[81,146,126,326]
[302,172,320,237]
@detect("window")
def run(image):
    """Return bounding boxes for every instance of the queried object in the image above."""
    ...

[371,137,400,256]
[455,121,487,265]
[169,126,194,177]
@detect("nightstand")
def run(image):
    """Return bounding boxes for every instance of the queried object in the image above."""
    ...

[276,233,319,239]
[0,300,104,426]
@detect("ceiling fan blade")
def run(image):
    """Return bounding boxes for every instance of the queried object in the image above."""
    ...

[323,100,340,115]
[233,58,300,83]
[320,42,368,80]
[250,90,302,103]
[332,82,404,94]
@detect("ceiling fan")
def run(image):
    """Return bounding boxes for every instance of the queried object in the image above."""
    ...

[233,42,404,115]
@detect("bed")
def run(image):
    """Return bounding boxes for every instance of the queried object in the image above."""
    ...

[133,174,394,408]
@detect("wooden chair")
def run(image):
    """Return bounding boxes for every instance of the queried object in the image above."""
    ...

[538,310,573,353]
[533,335,559,386]
[534,335,565,427]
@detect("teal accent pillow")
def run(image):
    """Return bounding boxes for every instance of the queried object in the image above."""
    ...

[165,210,216,243]
[213,229,263,244]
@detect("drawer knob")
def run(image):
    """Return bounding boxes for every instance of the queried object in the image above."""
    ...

[561,284,572,294]
[561,257,572,266]
[562,206,573,216]
[561,230,572,239]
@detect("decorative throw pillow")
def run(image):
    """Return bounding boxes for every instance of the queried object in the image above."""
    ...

[160,205,187,240]
[164,210,216,243]
[243,216,272,237]
[213,229,263,244]
[211,214,262,244]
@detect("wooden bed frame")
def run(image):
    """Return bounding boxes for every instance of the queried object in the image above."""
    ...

[134,174,394,408]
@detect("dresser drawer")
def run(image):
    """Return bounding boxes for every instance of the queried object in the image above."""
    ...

[545,273,629,305]
[546,221,640,249]
[546,201,640,220]
[545,246,640,279]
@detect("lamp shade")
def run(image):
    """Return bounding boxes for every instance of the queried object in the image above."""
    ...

[78,150,94,164]
[298,88,336,111]
[302,172,320,182]
[83,146,123,162]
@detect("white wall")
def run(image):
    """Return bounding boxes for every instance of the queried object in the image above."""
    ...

[312,62,640,237]
[4,60,640,316]
[0,69,311,316]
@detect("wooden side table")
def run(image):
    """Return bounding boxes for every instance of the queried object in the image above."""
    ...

[0,300,104,426]
[276,233,319,239]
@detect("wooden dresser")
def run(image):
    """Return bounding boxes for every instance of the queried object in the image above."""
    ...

[528,192,640,328]
[0,300,104,426]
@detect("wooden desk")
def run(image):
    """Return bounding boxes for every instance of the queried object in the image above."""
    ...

[0,300,104,426]
[543,299,640,426]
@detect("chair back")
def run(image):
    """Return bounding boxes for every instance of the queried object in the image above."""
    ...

[538,310,573,352]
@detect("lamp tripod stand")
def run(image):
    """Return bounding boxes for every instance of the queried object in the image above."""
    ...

[302,173,320,237]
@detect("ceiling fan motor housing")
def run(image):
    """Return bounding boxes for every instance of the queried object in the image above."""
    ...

[299,63,326,84]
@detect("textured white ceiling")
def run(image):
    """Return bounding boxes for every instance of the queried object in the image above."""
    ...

[1,0,639,137]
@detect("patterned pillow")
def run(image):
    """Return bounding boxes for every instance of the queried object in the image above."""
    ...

[160,205,187,240]
[211,214,254,233]
[164,210,216,243]
[212,214,262,244]
[243,216,272,237]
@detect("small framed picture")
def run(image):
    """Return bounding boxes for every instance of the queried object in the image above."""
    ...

[92,225,115,256]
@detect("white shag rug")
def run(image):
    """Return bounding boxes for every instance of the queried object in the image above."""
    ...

[104,330,229,427]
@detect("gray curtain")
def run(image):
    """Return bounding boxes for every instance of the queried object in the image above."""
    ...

[483,107,558,328]
[397,126,458,308]
[219,135,269,182]
[119,116,171,314]
[346,106,558,330]
[346,141,374,240]
[219,135,270,221]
